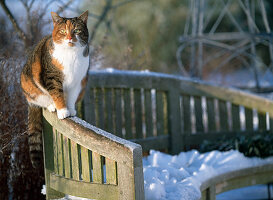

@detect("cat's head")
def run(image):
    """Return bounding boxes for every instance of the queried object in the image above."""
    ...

[51,11,89,47]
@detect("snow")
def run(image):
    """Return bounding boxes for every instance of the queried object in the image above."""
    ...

[143,150,273,200]
[71,116,141,152]
[42,149,273,200]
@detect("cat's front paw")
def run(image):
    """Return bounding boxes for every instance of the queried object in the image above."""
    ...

[69,108,77,117]
[57,108,70,119]
[47,104,56,112]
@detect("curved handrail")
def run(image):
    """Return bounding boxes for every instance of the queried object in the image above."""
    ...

[43,109,141,163]
[200,162,273,199]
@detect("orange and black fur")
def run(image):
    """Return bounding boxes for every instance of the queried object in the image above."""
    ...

[21,11,89,168]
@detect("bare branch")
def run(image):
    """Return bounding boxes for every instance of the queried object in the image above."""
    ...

[56,0,74,14]
[0,0,29,45]
[89,0,112,44]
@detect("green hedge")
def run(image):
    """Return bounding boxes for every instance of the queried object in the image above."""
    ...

[200,133,273,158]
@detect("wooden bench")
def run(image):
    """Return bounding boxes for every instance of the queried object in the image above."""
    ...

[42,70,273,200]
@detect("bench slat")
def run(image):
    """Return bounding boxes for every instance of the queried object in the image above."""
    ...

[124,89,133,139]
[63,136,71,178]
[206,98,216,132]
[114,89,123,138]
[70,141,80,180]
[81,146,91,182]
[57,131,64,176]
[49,173,119,200]
[231,104,241,131]
[182,95,192,133]
[84,88,96,125]
[156,91,165,136]
[258,112,267,131]
[219,100,228,131]
[245,108,253,131]
[134,89,143,138]
[145,89,154,138]
[92,152,103,184]
[53,128,58,174]
[106,158,117,185]
[194,96,204,132]
[97,88,105,130]
[105,88,114,133]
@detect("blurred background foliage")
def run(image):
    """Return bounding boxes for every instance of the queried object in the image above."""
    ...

[80,0,273,81]
[84,0,188,73]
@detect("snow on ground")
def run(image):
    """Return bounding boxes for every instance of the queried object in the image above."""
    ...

[42,150,273,200]
[143,150,273,200]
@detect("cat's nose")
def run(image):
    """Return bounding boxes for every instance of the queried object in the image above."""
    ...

[67,36,72,40]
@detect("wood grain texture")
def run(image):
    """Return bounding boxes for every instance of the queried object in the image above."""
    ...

[43,109,144,200]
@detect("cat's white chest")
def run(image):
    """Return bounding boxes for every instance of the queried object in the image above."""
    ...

[52,43,89,90]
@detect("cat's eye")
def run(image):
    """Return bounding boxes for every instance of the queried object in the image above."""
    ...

[59,29,66,34]
[74,29,81,34]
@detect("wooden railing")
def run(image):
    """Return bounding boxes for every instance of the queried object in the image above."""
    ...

[200,163,273,200]
[84,70,273,153]
[42,70,273,199]
[42,109,144,200]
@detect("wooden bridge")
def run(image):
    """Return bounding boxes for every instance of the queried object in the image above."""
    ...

[43,70,273,200]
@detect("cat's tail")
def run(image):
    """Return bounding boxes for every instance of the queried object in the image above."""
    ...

[28,106,43,169]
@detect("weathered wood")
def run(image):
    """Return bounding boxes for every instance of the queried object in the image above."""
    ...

[114,89,123,138]
[200,163,273,198]
[194,96,204,132]
[81,146,91,182]
[106,158,117,185]
[57,131,64,176]
[245,107,253,131]
[134,89,143,138]
[92,152,103,184]
[144,89,153,138]
[231,104,241,131]
[156,90,165,136]
[88,71,273,118]
[124,89,133,139]
[206,98,216,132]
[131,135,170,152]
[258,112,267,131]
[70,140,80,180]
[43,70,273,200]
[84,87,96,125]
[43,107,143,200]
[52,128,58,174]
[43,110,141,164]
[63,136,71,178]
[105,88,114,133]
[42,116,65,199]
[182,95,192,133]
[50,173,119,200]
[219,100,229,131]
[168,89,183,154]
[96,88,105,129]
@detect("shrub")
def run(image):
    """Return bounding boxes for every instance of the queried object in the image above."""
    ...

[200,132,273,158]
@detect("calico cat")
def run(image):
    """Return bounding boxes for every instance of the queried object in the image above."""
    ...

[20,11,89,168]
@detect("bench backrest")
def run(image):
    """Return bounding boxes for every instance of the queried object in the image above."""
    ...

[84,70,273,154]
[42,109,144,200]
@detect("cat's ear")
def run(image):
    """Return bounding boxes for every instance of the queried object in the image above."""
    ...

[51,12,62,26]
[78,10,88,24]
